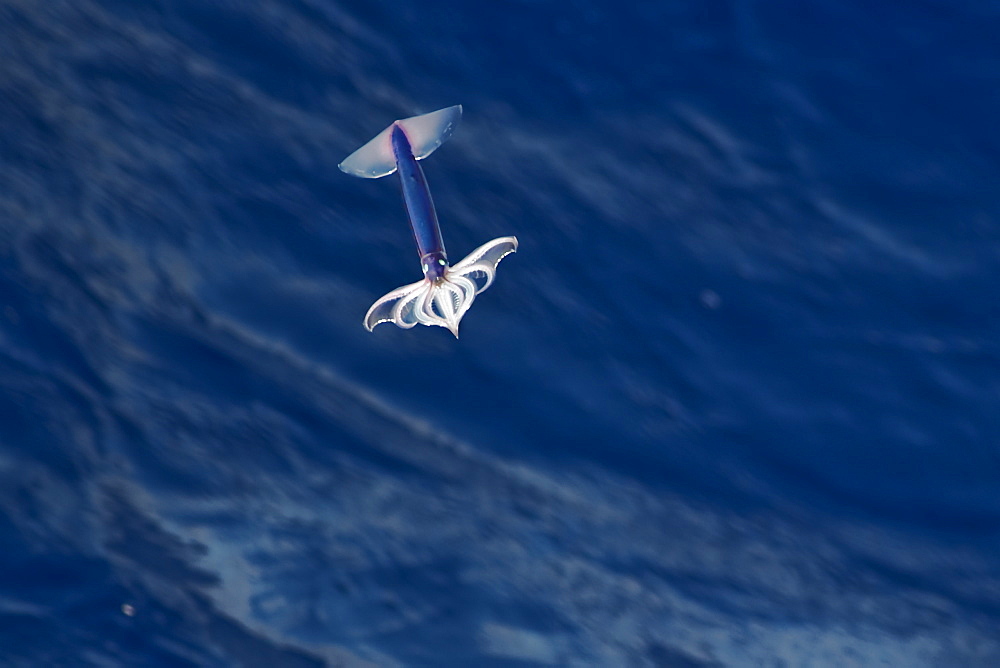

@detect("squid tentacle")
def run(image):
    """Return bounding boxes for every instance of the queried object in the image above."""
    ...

[363,238,516,337]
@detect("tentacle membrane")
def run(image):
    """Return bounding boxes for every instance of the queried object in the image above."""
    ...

[364,236,518,337]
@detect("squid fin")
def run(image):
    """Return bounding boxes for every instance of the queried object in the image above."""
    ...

[339,105,463,179]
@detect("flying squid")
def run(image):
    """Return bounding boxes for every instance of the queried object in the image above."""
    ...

[339,105,517,337]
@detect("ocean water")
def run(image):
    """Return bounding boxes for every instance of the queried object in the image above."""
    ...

[1,0,999,665]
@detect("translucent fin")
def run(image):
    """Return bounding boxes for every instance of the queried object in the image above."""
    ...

[339,124,396,179]
[339,105,462,178]
[397,105,462,160]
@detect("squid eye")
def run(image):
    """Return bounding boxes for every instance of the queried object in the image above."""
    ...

[422,263,429,273]
[438,259,446,266]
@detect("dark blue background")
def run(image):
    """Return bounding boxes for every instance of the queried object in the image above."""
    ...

[1,0,999,665]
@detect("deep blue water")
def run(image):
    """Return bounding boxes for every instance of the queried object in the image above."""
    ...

[1,0,999,665]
